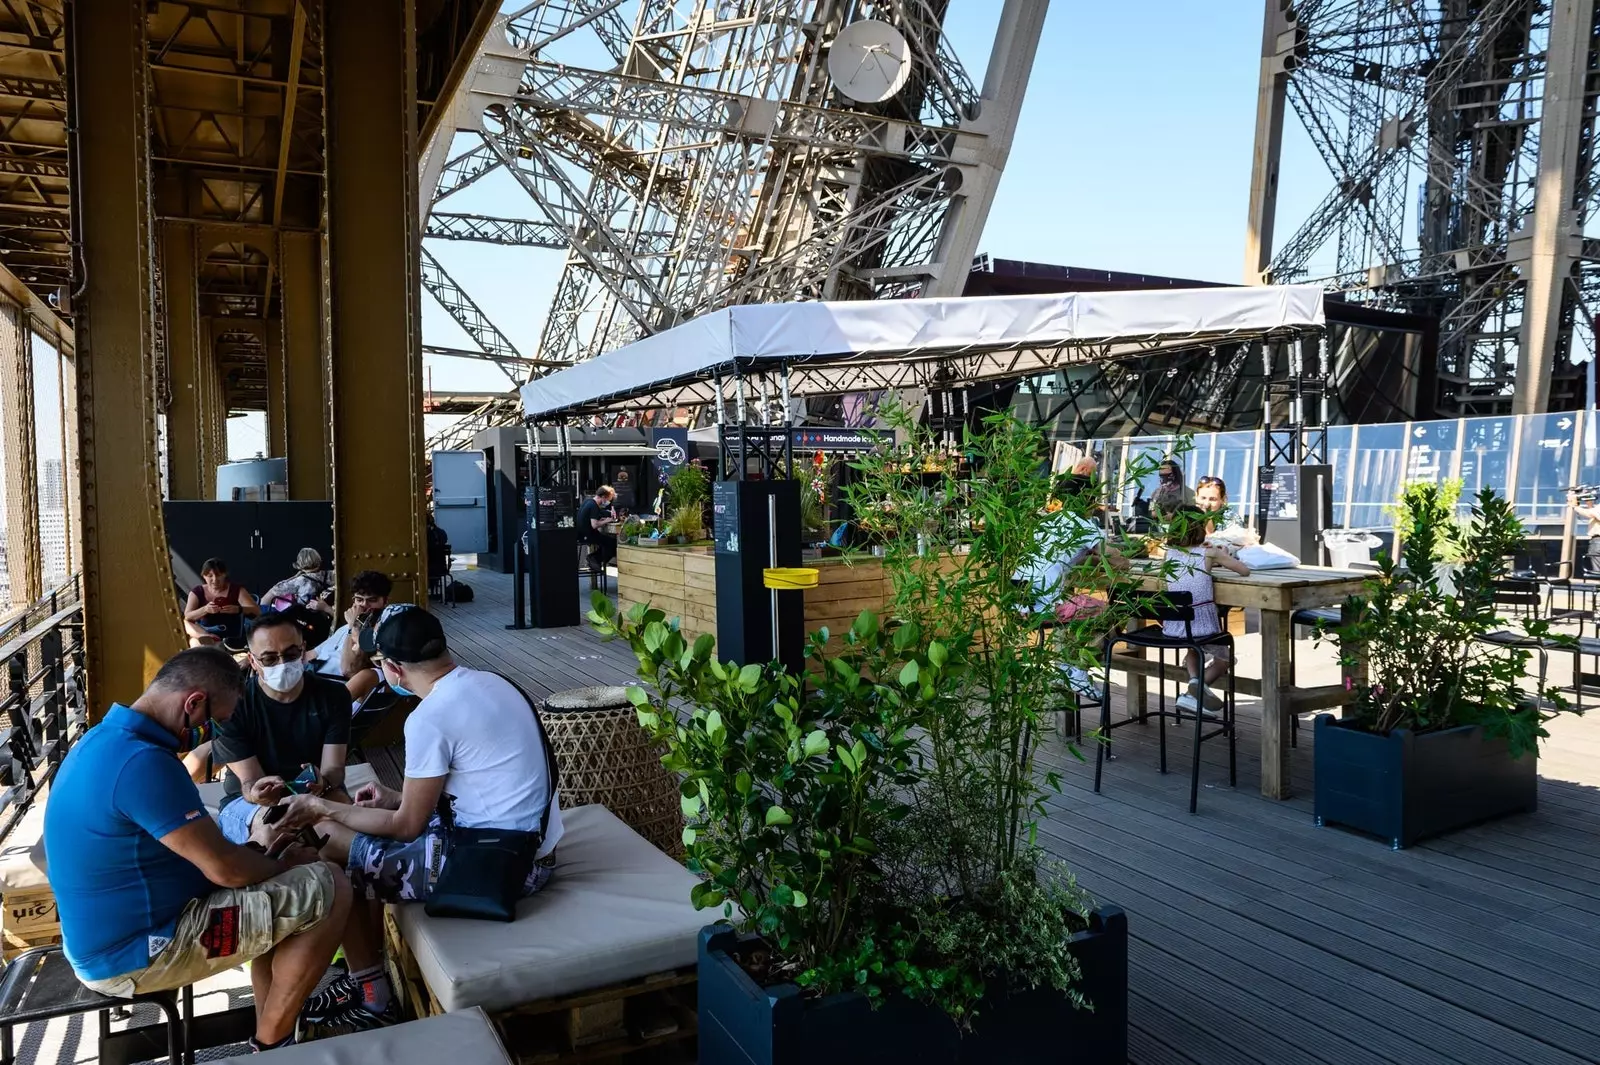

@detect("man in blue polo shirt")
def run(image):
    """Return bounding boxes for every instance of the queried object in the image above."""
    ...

[44,647,354,1052]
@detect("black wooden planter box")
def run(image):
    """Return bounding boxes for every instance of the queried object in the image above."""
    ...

[1313,714,1537,849]
[696,905,1127,1065]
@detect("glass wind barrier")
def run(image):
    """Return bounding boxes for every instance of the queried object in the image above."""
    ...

[1053,409,1599,543]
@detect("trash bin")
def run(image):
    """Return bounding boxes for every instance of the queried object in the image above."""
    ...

[1323,529,1382,570]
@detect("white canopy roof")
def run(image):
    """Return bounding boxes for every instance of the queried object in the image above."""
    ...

[520,285,1327,421]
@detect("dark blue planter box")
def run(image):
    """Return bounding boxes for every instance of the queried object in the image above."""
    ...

[1313,714,1537,849]
[696,905,1128,1065]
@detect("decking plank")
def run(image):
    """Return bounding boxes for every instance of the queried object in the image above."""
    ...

[433,566,1600,1065]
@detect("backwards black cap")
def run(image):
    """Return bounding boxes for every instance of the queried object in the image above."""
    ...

[362,604,447,663]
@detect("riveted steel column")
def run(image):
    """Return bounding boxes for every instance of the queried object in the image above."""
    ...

[1515,0,1596,414]
[72,0,185,717]
[195,327,219,496]
[0,299,41,606]
[1244,0,1292,284]
[266,315,287,460]
[161,221,203,498]
[281,230,328,498]
[324,2,425,602]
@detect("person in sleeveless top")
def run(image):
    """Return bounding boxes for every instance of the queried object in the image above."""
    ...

[182,557,260,648]
[1163,507,1250,715]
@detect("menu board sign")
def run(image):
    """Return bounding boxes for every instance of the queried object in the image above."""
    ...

[1257,464,1300,521]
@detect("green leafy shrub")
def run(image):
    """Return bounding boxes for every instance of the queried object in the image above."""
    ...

[1325,483,1576,755]
[665,462,709,512]
[839,406,1170,1018]
[594,408,1170,1025]
[588,598,962,994]
[1385,478,1467,563]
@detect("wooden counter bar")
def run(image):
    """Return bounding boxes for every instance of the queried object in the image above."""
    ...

[615,543,891,648]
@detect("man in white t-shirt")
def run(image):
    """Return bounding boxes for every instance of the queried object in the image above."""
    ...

[277,605,561,1033]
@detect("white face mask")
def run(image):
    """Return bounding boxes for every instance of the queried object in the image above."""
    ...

[260,659,303,693]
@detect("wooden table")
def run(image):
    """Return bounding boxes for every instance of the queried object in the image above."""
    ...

[1116,564,1370,800]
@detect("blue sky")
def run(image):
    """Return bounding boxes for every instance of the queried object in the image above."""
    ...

[234,1,1329,457]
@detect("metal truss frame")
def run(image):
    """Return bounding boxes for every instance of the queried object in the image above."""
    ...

[421,0,1045,453]
[1252,0,1600,417]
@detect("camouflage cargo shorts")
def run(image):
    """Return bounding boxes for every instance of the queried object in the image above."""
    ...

[82,863,336,998]
[346,815,554,903]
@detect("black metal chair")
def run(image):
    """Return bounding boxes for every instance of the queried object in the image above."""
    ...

[1491,577,1543,621]
[1480,579,1590,709]
[1096,590,1236,813]
[0,947,189,1065]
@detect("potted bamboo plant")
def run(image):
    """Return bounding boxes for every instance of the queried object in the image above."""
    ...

[1315,483,1576,848]
[593,409,1153,1064]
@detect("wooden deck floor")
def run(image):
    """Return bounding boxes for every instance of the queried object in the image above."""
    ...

[442,564,1600,1065]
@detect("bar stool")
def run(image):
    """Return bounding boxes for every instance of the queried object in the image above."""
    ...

[0,947,189,1065]
[1288,605,1341,747]
[1095,590,1236,813]
[578,543,611,593]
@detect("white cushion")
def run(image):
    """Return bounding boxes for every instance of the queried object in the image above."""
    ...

[0,785,50,892]
[393,804,706,1013]
[214,1007,510,1064]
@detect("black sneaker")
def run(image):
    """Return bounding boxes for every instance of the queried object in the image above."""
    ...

[299,974,360,1025]
[310,997,401,1036]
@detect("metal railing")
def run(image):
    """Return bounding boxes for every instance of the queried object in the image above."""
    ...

[0,574,85,841]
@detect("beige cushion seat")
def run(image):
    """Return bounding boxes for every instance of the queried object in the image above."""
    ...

[392,803,706,1013]
[215,1007,511,1064]
[0,786,51,893]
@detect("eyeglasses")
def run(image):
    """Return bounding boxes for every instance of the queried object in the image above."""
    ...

[254,646,305,667]
[1196,477,1225,489]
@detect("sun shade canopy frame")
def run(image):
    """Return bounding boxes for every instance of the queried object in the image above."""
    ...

[519,285,1328,421]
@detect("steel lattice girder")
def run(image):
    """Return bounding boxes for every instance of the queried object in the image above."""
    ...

[419,245,531,385]
[425,210,565,247]
[421,0,1040,442]
[1255,0,1600,414]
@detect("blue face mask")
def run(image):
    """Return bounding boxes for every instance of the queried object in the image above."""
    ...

[384,662,415,698]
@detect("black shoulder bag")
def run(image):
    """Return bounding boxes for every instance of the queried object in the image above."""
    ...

[424,675,562,921]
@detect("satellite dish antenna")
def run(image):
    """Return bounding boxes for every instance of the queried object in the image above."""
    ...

[827,20,913,104]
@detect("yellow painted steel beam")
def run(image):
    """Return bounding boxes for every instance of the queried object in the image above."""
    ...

[195,323,218,497]
[0,298,41,606]
[161,221,203,498]
[72,0,185,718]
[280,229,328,498]
[266,315,287,458]
[325,1,425,604]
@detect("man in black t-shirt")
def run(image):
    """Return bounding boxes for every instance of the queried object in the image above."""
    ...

[575,485,618,567]
[213,612,353,845]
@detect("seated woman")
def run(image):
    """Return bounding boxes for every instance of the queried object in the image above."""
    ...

[263,548,335,646]
[1194,476,1258,550]
[182,557,260,648]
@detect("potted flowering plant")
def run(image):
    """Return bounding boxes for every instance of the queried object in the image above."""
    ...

[1315,484,1576,848]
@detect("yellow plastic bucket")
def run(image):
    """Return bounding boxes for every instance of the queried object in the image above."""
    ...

[762,567,819,590]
